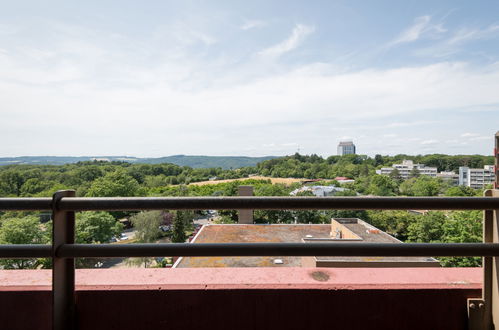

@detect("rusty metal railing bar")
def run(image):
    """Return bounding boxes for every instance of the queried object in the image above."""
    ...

[58,242,499,258]
[2,196,499,211]
[2,242,499,259]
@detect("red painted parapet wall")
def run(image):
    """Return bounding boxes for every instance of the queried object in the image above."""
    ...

[0,268,482,330]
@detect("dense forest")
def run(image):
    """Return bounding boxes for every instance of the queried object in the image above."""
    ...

[0,152,495,269]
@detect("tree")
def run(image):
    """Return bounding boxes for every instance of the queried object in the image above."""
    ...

[367,175,397,196]
[409,167,421,178]
[72,211,123,268]
[131,211,162,243]
[439,211,482,267]
[76,212,123,244]
[86,169,140,197]
[445,185,478,197]
[129,211,163,267]
[399,178,416,196]
[411,177,443,196]
[367,210,415,240]
[388,168,402,182]
[406,212,446,243]
[0,170,24,196]
[87,169,141,217]
[0,216,47,269]
[172,211,189,243]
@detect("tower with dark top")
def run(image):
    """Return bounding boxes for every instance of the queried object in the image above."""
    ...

[337,141,356,156]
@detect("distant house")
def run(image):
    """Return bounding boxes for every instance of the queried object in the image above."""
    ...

[334,177,355,184]
[290,185,347,197]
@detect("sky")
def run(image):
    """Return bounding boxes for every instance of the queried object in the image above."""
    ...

[1,0,498,158]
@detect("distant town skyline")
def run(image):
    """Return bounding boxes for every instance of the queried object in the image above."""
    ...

[1,1,498,157]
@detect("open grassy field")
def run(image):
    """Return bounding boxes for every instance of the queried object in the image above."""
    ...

[188,176,317,186]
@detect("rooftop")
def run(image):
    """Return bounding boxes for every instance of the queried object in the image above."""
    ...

[174,219,439,268]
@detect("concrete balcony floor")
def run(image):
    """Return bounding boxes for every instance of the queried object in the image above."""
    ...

[0,267,482,330]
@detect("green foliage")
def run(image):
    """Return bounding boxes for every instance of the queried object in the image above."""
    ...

[76,212,123,244]
[131,211,163,243]
[0,170,24,196]
[409,167,421,178]
[0,216,47,269]
[411,177,444,196]
[367,175,398,196]
[86,169,140,197]
[367,210,414,240]
[254,210,294,224]
[444,185,480,197]
[388,168,402,182]
[407,212,446,242]
[439,211,482,267]
[172,211,191,243]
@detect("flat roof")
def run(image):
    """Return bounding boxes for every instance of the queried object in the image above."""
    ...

[174,220,439,268]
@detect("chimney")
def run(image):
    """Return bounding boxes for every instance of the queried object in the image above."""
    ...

[238,185,253,224]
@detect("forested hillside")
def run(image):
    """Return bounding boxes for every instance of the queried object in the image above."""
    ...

[0,155,276,169]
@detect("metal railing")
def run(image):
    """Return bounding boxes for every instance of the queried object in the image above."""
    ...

[1,192,499,330]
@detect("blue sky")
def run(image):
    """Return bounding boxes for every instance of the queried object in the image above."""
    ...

[1,1,498,157]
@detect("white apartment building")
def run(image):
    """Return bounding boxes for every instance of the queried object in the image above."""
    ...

[458,165,495,189]
[436,171,459,186]
[376,160,437,180]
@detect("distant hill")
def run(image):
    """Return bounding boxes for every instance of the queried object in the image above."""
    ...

[0,155,277,169]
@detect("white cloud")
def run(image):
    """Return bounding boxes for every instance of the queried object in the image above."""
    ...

[448,24,499,45]
[389,16,446,46]
[1,20,498,157]
[421,140,438,145]
[413,23,499,58]
[461,132,479,137]
[469,136,491,141]
[257,24,314,59]
[241,20,266,30]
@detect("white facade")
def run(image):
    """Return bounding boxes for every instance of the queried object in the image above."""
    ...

[436,171,459,186]
[376,160,437,180]
[458,165,495,189]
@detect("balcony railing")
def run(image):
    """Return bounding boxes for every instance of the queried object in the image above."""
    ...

[1,191,499,330]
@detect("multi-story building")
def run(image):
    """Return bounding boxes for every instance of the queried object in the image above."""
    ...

[376,160,437,180]
[458,165,495,189]
[436,171,459,186]
[337,141,356,155]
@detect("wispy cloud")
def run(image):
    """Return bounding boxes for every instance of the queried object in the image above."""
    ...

[257,24,314,59]
[389,15,446,46]
[240,20,266,31]
[461,133,490,141]
[461,132,479,137]
[413,23,499,58]
[447,24,499,45]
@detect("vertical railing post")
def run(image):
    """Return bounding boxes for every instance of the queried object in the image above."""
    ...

[493,133,499,328]
[238,185,253,224]
[468,133,498,329]
[52,190,76,330]
[495,132,498,189]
